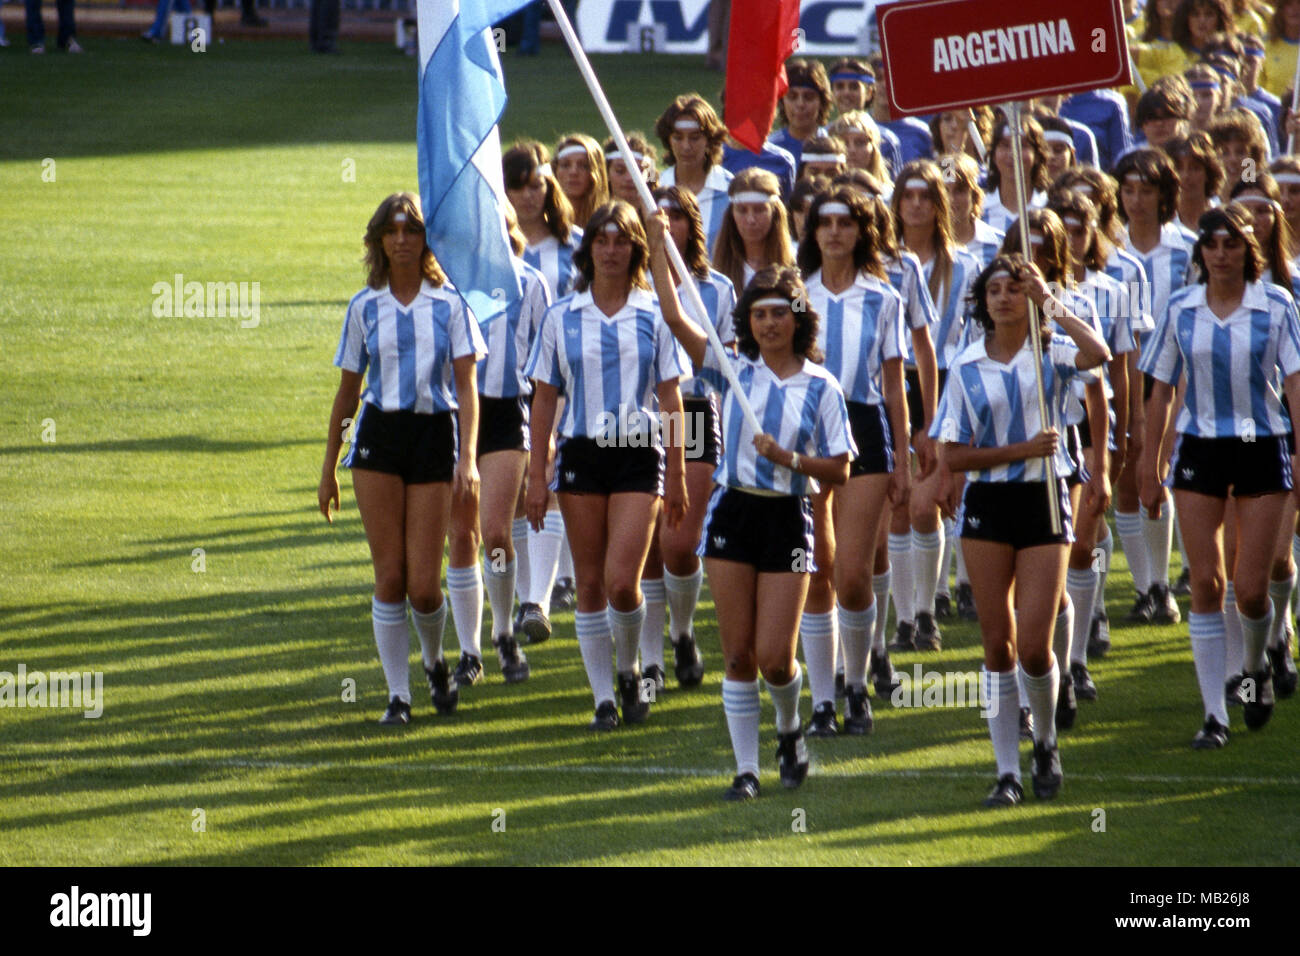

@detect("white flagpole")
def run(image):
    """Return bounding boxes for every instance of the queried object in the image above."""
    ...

[966,109,987,162]
[1007,100,1062,535]
[543,0,762,435]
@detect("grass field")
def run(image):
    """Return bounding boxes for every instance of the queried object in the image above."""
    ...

[2,37,1298,867]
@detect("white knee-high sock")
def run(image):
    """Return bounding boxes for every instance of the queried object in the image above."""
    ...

[1142,502,1173,587]
[609,602,646,676]
[372,597,411,703]
[982,668,1021,781]
[838,601,875,690]
[1017,667,1030,710]
[512,517,531,607]
[912,528,943,617]
[800,610,837,708]
[574,609,615,706]
[872,569,891,651]
[955,541,969,586]
[1175,511,1190,573]
[1021,658,1060,748]
[888,532,914,624]
[639,578,666,673]
[446,564,483,657]
[1224,581,1245,677]
[663,565,702,642]
[766,662,804,734]
[1189,610,1229,725]
[1268,573,1295,649]
[1241,603,1273,675]
[557,524,575,580]
[1093,524,1113,618]
[1115,510,1150,596]
[411,599,448,670]
[1066,568,1096,666]
[722,678,761,776]
[527,512,563,606]
[1052,600,1073,679]
[484,555,516,639]
[938,516,956,597]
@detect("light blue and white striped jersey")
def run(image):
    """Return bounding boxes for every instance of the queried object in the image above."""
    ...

[963,218,1005,269]
[660,164,734,253]
[1102,246,1155,336]
[1124,223,1194,340]
[695,350,856,495]
[524,287,687,445]
[1261,264,1300,305]
[1138,281,1300,438]
[930,332,1097,481]
[523,225,583,302]
[477,258,551,400]
[926,247,982,369]
[805,269,908,406]
[1056,285,1109,426]
[334,281,487,414]
[676,268,737,399]
[1079,269,1139,359]
[981,186,1047,234]
[884,251,939,368]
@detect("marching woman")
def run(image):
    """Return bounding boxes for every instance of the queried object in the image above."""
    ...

[443,206,549,690]
[797,134,849,182]
[503,142,583,638]
[944,152,1004,270]
[318,192,487,724]
[524,200,689,731]
[981,113,1050,234]
[932,253,1110,805]
[554,133,609,228]
[830,111,891,187]
[930,108,993,165]
[648,221,854,800]
[1138,203,1300,746]
[788,175,831,245]
[711,168,796,295]
[798,187,911,736]
[1267,157,1300,261]
[655,94,735,251]
[770,59,833,167]
[637,185,735,690]
[604,132,658,206]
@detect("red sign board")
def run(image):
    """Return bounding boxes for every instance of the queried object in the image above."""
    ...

[876,0,1132,118]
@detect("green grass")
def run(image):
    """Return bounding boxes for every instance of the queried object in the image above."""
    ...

[1,38,1298,866]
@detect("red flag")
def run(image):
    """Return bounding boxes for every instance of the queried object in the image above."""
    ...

[724,0,801,153]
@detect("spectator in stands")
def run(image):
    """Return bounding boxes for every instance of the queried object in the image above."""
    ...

[24,0,81,53]
[1263,0,1300,97]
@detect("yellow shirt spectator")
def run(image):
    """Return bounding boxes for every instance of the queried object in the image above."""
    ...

[1137,39,1192,88]
[1263,36,1300,96]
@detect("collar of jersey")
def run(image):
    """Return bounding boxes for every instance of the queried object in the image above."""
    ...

[750,352,813,384]
[380,280,442,305]
[567,286,655,318]
[1179,280,1268,314]
[810,268,880,296]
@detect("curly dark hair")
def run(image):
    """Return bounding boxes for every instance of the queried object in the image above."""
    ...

[1113,148,1182,224]
[652,185,710,280]
[571,200,651,293]
[796,187,887,279]
[733,266,822,363]
[1190,202,1264,283]
[1172,0,1232,49]
[654,93,727,170]
[968,253,1051,336]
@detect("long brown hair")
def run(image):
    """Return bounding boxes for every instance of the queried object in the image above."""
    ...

[733,266,823,363]
[363,192,445,290]
[797,187,888,281]
[503,141,576,243]
[571,201,652,293]
[711,168,794,293]
[554,133,610,226]
[892,159,956,306]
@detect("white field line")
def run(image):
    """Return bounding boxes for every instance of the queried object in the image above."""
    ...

[7,755,1300,788]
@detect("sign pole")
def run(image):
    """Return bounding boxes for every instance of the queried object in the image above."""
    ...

[1007,100,1062,535]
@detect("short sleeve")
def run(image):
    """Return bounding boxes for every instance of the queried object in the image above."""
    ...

[880,288,908,362]
[524,305,565,389]
[905,258,938,331]
[1049,334,1097,385]
[715,277,737,344]
[1277,295,1300,378]
[333,296,368,374]
[448,296,488,361]
[1137,302,1183,384]
[654,316,688,384]
[930,370,974,444]
[521,269,551,355]
[815,377,857,460]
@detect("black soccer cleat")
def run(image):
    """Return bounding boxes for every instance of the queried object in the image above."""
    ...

[955,582,978,620]
[1172,567,1192,597]
[1192,714,1229,749]
[1226,672,1245,707]
[1267,641,1298,699]
[1055,673,1077,731]
[673,633,705,687]
[425,659,459,714]
[1126,589,1153,624]
[983,773,1024,808]
[913,611,942,651]
[1030,739,1063,799]
[378,696,411,726]
[869,647,902,698]
[549,577,576,613]
[618,671,650,724]
[776,729,810,789]
[644,663,667,694]
[453,652,484,688]
[1019,707,1034,741]
[723,771,760,802]
[806,700,840,738]
[1070,661,1097,701]
[835,671,846,699]
[1242,666,1275,730]
[889,620,915,652]
[590,699,619,731]
[934,592,953,620]
[493,635,530,684]
[1148,582,1180,624]
[843,684,874,735]
[1088,612,1111,658]
[518,602,551,645]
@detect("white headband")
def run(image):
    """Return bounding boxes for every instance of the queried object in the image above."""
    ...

[1235,194,1273,206]
[820,201,852,215]
[803,153,846,163]
[1028,234,1045,246]
[603,221,621,234]
[536,163,552,177]
[556,144,588,160]
[606,151,645,164]
[1124,172,1147,183]
[1206,226,1253,236]
[733,191,777,204]
[1273,172,1300,185]
[657,198,680,210]
[1043,130,1074,146]
[393,212,408,223]
[1070,183,1096,196]
[902,178,928,190]
[988,269,1014,282]
[1061,215,1084,228]
[674,119,701,131]
[752,297,792,308]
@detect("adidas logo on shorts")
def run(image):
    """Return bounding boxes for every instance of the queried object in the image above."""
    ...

[968,516,980,529]
[564,470,576,483]
[1180,467,1194,481]
[359,447,370,459]
[712,535,726,549]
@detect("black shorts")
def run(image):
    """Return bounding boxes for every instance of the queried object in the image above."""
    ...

[683,396,721,468]
[1284,394,1295,455]
[1142,371,1155,403]
[1169,434,1293,498]
[1064,425,1088,488]
[345,404,456,484]
[957,479,1075,549]
[478,395,529,455]
[700,486,816,573]
[905,366,925,438]
[847,401,894,477]
[553,436,664,496]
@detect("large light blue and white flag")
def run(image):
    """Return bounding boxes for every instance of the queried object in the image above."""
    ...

[416,0,533,324]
